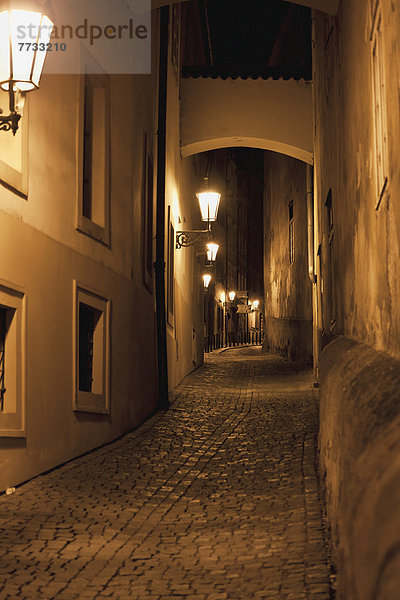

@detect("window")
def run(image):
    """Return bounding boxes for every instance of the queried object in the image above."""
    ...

[289,200,294,264]
[369,0,388,208]
[0,281,26,437]
[325,189,335,328]
[0,94,28,197]
[73,282,110,414]
[171,2,181,75]
[142,134,154,291]
[167,207,175,326]
[76,70,110,244]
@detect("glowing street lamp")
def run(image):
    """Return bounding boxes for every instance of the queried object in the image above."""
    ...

[176,184,221,249]
[0,9,54,134]
[252,300,259,310]
[196,191,221,223]
[203,274,212,289]
[229,291,236,302]
[206,242,219,262]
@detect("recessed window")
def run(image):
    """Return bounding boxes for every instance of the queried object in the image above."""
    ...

[142,134,154,292]
[289,200,294,265]
[167,207,175,326]
[325,189,335,327]
[369,0,388,208]
[171,2,181,75]
[76,69,110,245]
[0,282,26,437]
[73,282,110,414]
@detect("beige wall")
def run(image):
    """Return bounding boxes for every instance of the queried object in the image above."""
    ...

[314,1,400,597]
[313,0,400,359]
[263,152,312,363]
[0,8,204,490]
[180,77,313,164]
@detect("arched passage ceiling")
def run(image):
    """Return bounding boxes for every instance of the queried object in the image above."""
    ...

[180,77,313,164]
[152,0,339,15]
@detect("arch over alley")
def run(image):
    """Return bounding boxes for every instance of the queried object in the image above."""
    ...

[180,77,313,164]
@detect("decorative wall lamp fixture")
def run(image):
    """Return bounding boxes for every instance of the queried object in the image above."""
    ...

[206,242,219,262]
[228,291,236,302]
[0,9,53,134]
[203,274,212,289]
[176,188,221,249]
[252,300,260,310]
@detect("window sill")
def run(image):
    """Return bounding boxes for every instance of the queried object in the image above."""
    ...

[76,215,110,246]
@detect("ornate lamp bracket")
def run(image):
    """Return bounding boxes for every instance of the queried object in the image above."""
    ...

[176,227,212,249]
[0,110,21,135]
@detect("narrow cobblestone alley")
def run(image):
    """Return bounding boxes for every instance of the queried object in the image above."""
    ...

[0,348,332,600]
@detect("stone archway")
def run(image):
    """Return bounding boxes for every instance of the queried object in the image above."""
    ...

[180,77,313,164]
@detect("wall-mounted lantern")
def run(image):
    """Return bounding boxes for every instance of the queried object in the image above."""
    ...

[252,300,259,310]
[0,9,54,134]
[176,186,221,249]
[228,291,236,302]
[203,274,212,289]
[206,242,219,262]
[197,191,221,223]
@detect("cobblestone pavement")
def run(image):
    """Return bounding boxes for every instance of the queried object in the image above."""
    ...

[0,348,333,600]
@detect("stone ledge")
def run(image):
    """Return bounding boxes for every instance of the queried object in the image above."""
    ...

[319,336,400,600]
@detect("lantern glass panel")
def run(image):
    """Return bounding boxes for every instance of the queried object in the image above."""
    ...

[203,274,211,288]
[197,191,221,222]
[207,243,219,262]
[0,10,53,92]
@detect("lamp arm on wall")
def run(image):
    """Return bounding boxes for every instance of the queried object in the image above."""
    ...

[0,87,21,135]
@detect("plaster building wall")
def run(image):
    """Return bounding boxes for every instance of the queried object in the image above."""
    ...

[263,152,312,364]
[0,69,158,490]
[313,1,400,597]
[163,29,205,388]
[0,7,204,492]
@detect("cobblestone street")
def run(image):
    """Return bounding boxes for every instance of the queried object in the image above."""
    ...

[0,348,332,600]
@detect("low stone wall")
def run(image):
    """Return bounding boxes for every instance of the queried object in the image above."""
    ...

[319,337,400,600]
[263,316,312,365]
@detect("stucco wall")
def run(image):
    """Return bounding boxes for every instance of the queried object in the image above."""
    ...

[313,0,400,358]
[0,9,204,491]
[180,77,313,164]
[263,152,312,364]
[313,1,400,596]
[0,70,160,489]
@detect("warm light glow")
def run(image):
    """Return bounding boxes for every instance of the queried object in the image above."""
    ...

[229,291,236,301]
[220,291,226,303]
[203,274,212,289]
[252,300,260,310]
[0,10,54,92]
[206,242,219,262]
[196,191,221,222]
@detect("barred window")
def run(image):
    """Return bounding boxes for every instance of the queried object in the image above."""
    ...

[73,282,110,414]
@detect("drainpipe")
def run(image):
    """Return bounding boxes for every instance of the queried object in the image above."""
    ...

[154,5,169,409]
[307,164,316,284]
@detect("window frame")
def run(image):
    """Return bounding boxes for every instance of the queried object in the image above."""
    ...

[76,64,111,246]
[369,0,389,209]
[0,279,26,438]
[73,280,111,415]
[288,200,295,265]
[167,206,175,327]
[142,133,154,292]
